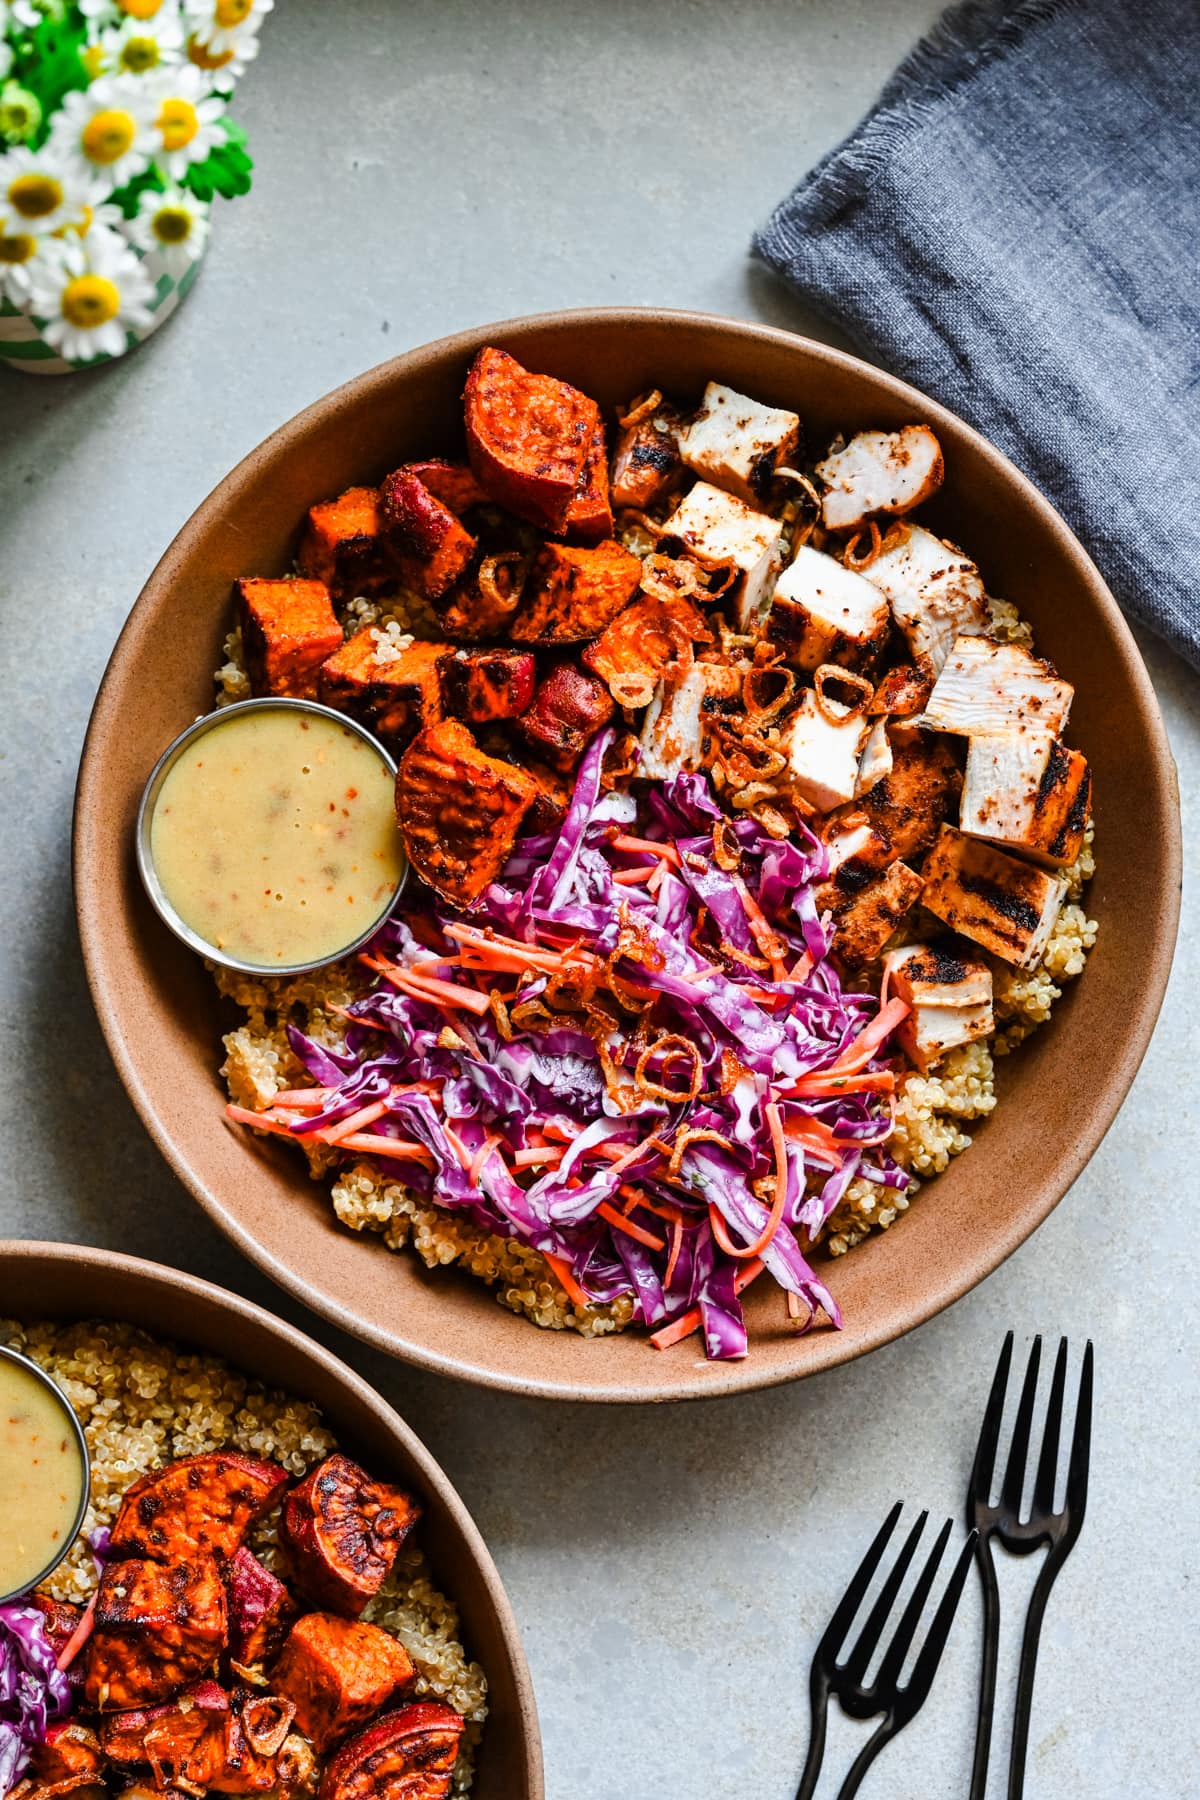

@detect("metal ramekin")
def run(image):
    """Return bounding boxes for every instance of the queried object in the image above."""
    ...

[0,1342,91,1604]
[136,697,407,978]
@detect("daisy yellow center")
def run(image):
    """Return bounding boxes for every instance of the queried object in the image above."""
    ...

[52,203,93,238]
[152,204,192,244]
[120,0,165,18]
[61,274,121,329]
[0,232,36,265]
[80,43,106,78]
[186,34,234,69]
[120,35,163,73]
[82,108,138,165]
[7,173,63,220]
[158,97,199,150]
[215,0,252,24]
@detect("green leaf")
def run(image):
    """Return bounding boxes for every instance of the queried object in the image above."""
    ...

[11,14,91,144]
[184,138,254,202]
[110,166,165,220]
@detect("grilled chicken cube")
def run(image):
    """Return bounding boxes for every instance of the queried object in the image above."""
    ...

[816,425,944,531]
[610,399,685,511]
[282,1455,420,1620]
[960,733,1091,867]
[765,545,891,673]
[855,717,893,795]
[317,1704,464,1800]
[297,488,390,601]
[678,381,801,507]
[583,592,713,707]
[855,733,963,862]
[378,468,477,605]
[922,635,1074,737]
[438,647,536,723]
[236,579,343,702]
[464,345,598,533]
[824,861,925,971]
[510,539,642,643]
[394,721,537,908]
[274,1614,414,1753]
[660,481,783,632]
[226,1548,295,1668]
[564,414,613,542]
[110,1453,289,1567]
[861,526,988,671]
[638,662,742,782]
[30,1722,107,1791]
[778,689,872,814]
[518,664,615,769]
[400,460,486,516]
[86,1557,228,1709]
[821,816,892,880]
[319,631,447,743]
[921,827,1067,967]
[883,941,995,1069]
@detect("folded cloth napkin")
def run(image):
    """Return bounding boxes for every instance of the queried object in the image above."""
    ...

[755,0,1200,670]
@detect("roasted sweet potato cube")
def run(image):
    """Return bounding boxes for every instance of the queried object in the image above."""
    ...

[274,1614,414,1753]
[518,664,616,769]
[85,1556,228,1710]
[236,579,343,702]
[610,398,685,512]
[393,721,539,908]
[438,648,536,723]
[438,555,526,641]
[225,1548,295,1667]
[378,469,477,604]
[523,759,572,832]
[109,1452,289,1566]
[583,593,713,708]
[318,1705,464,1800]
[100,1685,228,1784]
[464,345,598,532]
[318,631,446,743]
[297,488,389,599]
[564,414,613,542]
[207,1693,291,1795]
[510,540,642,643]
[401,460,486,515]
[30,1722,106,1791]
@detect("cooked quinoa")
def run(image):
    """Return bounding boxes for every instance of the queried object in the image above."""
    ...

[0,1318,487,1795]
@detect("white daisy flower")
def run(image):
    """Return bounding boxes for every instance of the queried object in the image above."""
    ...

[184,1,267,91]
[0,143,94,238]
[80,0,171,20]
[97,4,185,77]
[183,0,270,55]
[3,0,43,33]
[0,223,67,306]
[125,180,208,275]
[27,220,156,361]
[0,44,14,85]
[49,75,159,191]
[148,62,224,177]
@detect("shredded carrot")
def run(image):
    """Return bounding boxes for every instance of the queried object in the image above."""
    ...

[56,1589,98,1671]
[442,1123,474,1172]
[510,1145,564,1170]
[730,872,788,983]
[544,1252,589,1308]
[708,1102,790,1260]
[610,833,683,869]
[650,1257,767,1350]
[360,953,492,1016]
[543,1121,578,1144]
[270,1087,332,1110]
[335,1133,436,1167]
[315,1098,390,1145]
[443,923,568,972]
[618,1184,685,1226]
[788,1069,896,1098]
[469,1133,501,1185]
[790,951,814,983]
[824,997,910,1077]
[226,1104,302,1139]
[327,1003,391,1033]
[596,1199,666,1251]
[664,1214,684,1287]
[611,866,657,887]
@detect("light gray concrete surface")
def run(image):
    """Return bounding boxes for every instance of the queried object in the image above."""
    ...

[1,3,1196,1795]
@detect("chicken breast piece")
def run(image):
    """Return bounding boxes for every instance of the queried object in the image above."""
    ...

[825,861,925,972]
[960,732,1091,867]
[854,731,962,861]
[861,525,988,671]
[920,826,1068,967]
[678,382,801,507]
[778,690,872,814]
[921,635,1075,737]
[855,717,893,796]
[638,662,742,782]
[764,545,891,673]
[660,481,783,632]
[821,816,892,879]
[610,400,686,512]
[883,940,995,1070]
[816,426,944,532]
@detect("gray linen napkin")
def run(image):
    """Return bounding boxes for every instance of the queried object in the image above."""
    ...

[754,0,1200,670]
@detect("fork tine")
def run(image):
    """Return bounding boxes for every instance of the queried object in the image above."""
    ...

[968,1330,1013,1511]
[904,1528,979,1707]
[999,1335,1042,1516]
[1033,1337,1069,1514]
[874,1515,952,1691]
[819,1502,903,1660]
[1065,1340,1094,1518]
[839,1511,928,1685]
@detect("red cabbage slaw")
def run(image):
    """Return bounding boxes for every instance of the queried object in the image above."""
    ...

[0,1607,71,1794]
[237,728,911,1360]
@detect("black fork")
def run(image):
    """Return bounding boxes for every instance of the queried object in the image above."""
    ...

[796,1503,977,1800]
[967,1333,1094,1800]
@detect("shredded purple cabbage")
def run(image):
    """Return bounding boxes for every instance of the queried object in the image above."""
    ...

[275,732,908,1360]
[0,1605,71,1792]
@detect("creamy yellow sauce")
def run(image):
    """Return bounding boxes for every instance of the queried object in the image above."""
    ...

[0,1356,84,1597]
[150,708,404,967]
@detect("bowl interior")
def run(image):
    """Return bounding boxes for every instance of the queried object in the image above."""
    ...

[73,308,1180,1402]
[0,1241,542,1800]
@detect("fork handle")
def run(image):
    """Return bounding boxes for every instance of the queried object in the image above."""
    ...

[836,1717,897,1800]
[969,1535,1002,1800]
[1008,1544,1069,1800]
[794,1666,830,1800]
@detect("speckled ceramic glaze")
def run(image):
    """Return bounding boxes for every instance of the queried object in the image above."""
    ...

[73,309,1181,1402]
[0,1240,543,1798]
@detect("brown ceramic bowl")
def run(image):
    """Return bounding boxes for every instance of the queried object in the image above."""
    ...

[74,308,1181,1403]
[0,1239,542,1798]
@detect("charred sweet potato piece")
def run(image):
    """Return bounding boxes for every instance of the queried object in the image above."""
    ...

[86,1556,228,1709]
[379,469,477,604]
[393,721,538,909]
[583,592,713,707]
[610,399,685,511]
[280,1455,420,1620]
[510,540,642,643]
[437,648,536,724]
[28,1591,85,1660]
[110,1452,289,1566]
[464,346,598,533]
[208,1692,294,1794]
[236,579,344,702]
[225,1549,295,1668]
[297,488,389,600]
[318,1704,464,1800]
[563,415,613,543]
[401,460,486,516]
[319,630,447,743]
[30,1723,106,1791]
[274,1614,413,1753]
[100,1684,228,1774]
[522,759,572,833]
[518,664,615,770]
[437,553,527,640]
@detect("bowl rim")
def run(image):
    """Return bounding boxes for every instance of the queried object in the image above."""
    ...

[0,1338,91,1604]
[0,1237,544,1795]
[73,304,1182,1403]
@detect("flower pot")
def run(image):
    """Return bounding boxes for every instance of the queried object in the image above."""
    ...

[0,240,205,375]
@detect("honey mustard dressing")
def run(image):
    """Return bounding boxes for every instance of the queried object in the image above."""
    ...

[0,1354,85,1597]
